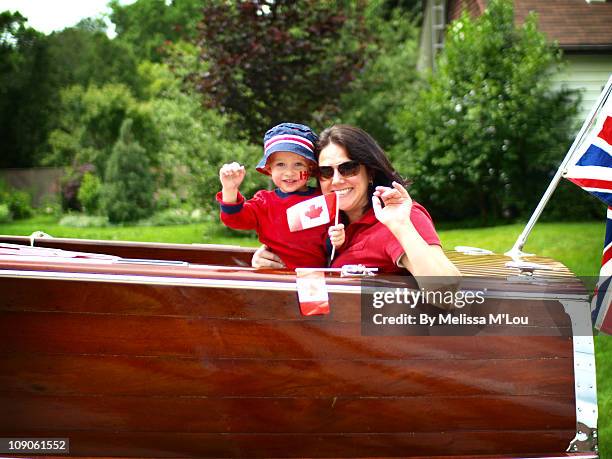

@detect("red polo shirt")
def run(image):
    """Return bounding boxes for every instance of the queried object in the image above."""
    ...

[330,202,441,273]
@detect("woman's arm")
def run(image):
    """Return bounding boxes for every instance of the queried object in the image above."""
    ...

[373,182,460,297]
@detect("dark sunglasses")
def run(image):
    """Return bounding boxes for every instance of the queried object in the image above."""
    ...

[318,160,361,180]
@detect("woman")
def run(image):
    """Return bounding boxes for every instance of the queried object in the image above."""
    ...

[253,125,460,282]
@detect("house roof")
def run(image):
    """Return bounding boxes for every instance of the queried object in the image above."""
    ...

[513,0,612,49]
[446,0,612,49]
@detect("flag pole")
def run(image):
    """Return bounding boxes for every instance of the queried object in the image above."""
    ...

[329,191,340,262]
[505,75,612,260]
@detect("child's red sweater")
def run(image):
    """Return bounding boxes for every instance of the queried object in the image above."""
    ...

[216,187,328,269]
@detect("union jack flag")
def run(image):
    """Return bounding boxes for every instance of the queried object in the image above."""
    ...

[592,207,612,333]
[564,98,612,207]
[563,82,612,332]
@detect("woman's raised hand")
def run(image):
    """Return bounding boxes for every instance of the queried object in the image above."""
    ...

[251,244,286,269]
[372,181,413,231]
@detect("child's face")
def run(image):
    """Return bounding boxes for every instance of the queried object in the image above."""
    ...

[266,152,312,193]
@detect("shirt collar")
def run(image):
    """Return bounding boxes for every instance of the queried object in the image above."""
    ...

[344,208,377,240]
[350,208,377,226]
[274,187,317,198]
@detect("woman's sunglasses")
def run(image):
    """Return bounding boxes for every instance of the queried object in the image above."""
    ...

[318,160,361,180]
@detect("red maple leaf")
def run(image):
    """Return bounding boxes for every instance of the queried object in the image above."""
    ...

[305,204,323,219]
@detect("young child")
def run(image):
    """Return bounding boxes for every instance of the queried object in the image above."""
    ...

[216,122,344,269]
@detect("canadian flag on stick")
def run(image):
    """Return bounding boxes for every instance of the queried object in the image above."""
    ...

[286,192,337,232]
[295,269,330,315]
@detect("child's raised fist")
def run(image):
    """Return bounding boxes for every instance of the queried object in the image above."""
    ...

[219,162,246,190]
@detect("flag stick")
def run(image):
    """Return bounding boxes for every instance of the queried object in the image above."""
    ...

[329,191,340,262]
[505,74,612,260]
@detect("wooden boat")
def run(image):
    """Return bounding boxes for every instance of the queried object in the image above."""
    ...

[0,234,599,458]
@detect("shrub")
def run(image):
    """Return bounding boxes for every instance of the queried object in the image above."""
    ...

[154,188,181,210]
[0,179,33,219]
[59,213,110,228]
[0,204,12,223]
[38,195,63,217]
[391,0,579,222]
[6,189,33,219]
[77,172,103,214]
[60,164,96,211]
[139,207,210,226]
[101,118,155,223]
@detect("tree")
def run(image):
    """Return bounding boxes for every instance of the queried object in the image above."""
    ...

[0,11,143,168]
[391,0,579,221]
[101,118,155,223]
[144,62,266,209]
[336,6,419,150]
[188,0,371,142]
[0,11,53,167]
[45,83,158,174]
[45,24,141,93]
[109,0,202,62]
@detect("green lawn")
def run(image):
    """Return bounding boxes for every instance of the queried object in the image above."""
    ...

[0,217,609,454]
[0,215,262,246]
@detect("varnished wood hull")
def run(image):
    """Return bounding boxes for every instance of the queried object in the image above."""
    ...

[0,236,598,458]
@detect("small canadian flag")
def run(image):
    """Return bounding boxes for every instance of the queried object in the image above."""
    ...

[286,192,337,232]
[295,269,330,315]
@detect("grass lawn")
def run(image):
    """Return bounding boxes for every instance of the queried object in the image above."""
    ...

[0,216,262,247]
[1,216,609,454]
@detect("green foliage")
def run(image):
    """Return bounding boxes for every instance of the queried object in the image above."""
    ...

[391,0,580,221]
[146,69,267,209]
[0,204,11,223]
[45,83,158,173]
[139,208,211,226]
[336,5,419,149]
[5,190,33,219]
[154,188,181,210]
[38,195,62,218]
[189,0,372,142]
[596,334,612,459]
[45,25,141,92]
[101,118,155,223]
[0,11,53,167]
[540,179,604,221]
[44,60,267,213]
[0,11,144,168]
[0,180,33,220]
[77,172,103,215]
[59,214,110,228]
[109,0,202,62]
[60,164,95,211]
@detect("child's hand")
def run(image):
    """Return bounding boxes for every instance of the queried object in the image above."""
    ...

[219,162,246,190]
[328,224,345,249]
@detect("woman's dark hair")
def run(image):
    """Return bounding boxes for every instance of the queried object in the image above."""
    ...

[316,124,406,189]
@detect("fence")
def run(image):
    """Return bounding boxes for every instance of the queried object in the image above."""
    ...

[0,167,64,207]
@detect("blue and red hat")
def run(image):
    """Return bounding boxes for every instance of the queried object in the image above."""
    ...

[256,123,318,175]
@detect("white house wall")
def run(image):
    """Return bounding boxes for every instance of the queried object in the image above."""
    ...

[551,54,612,126]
